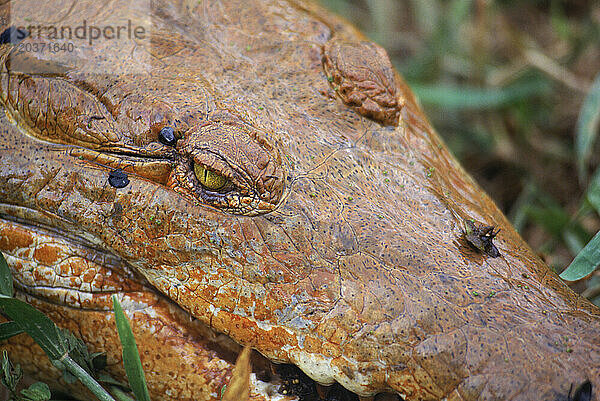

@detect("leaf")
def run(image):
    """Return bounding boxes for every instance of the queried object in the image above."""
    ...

[0,321,24,341]
[0,251,13,297]
[20,382,51,401]
[221,346,251,401]
[586,166,600,215]
[576,71,600,180]
[409,77,550,109]
[0,295,68,361]
[1,350,22,394]
[560,230,600,281]
[0,295,115,401]
[112,295,150,401]
[56,356,115,401]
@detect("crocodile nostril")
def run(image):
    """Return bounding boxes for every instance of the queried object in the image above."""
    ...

[158,126,177,146]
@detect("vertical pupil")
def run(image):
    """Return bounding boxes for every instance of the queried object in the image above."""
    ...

[194,164,227,190]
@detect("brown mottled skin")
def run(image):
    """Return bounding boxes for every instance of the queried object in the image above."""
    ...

[0,1,599,400]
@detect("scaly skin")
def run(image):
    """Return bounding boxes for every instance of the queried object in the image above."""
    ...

[0,1,599,400]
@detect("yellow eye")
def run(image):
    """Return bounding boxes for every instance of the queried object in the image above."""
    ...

[194,164,228,191]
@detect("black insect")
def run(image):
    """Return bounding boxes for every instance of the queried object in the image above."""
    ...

[108,169,129,188]
[158,126,177,146]
[463,219,500,258]
[0,27,29,45]
[569,380,592,401]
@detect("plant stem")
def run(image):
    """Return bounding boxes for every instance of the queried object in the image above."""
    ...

[111,385,137,401]
[60,355,116,401]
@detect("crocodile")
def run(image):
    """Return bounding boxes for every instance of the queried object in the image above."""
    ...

[0,0,599,400]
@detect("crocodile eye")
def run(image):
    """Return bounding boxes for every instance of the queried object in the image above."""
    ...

[194,163,228,190]
[171,117,284,215]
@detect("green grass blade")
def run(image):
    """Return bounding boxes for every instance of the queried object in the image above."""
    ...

[0,321,24,341]
[110,385,137,401]
[411,0,438,37]
[448,0,472,42]
[508,180,538,232]
[59,356,115,401]
[560,230,600,281]
[576,71,600,180]
[0,252,13,297]
[410,78,550,109]
[0,295,67,360]
[586,166,600,215]
[112,295,150,401]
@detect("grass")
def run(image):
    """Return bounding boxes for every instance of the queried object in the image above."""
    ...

[0,251,254,401]
[0,252,149,401]
[319,0,600,304]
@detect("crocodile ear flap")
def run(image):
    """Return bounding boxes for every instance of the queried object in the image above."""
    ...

[323,39,403,126]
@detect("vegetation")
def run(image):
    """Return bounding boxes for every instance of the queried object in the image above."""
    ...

[0,252,149,401]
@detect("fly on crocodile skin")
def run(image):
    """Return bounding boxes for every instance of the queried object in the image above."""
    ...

[463,219,501,258]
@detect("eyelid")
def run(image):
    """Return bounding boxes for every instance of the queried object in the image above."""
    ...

[188,150,251,190]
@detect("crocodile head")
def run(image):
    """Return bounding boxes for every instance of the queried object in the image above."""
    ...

[0,0,599,400]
